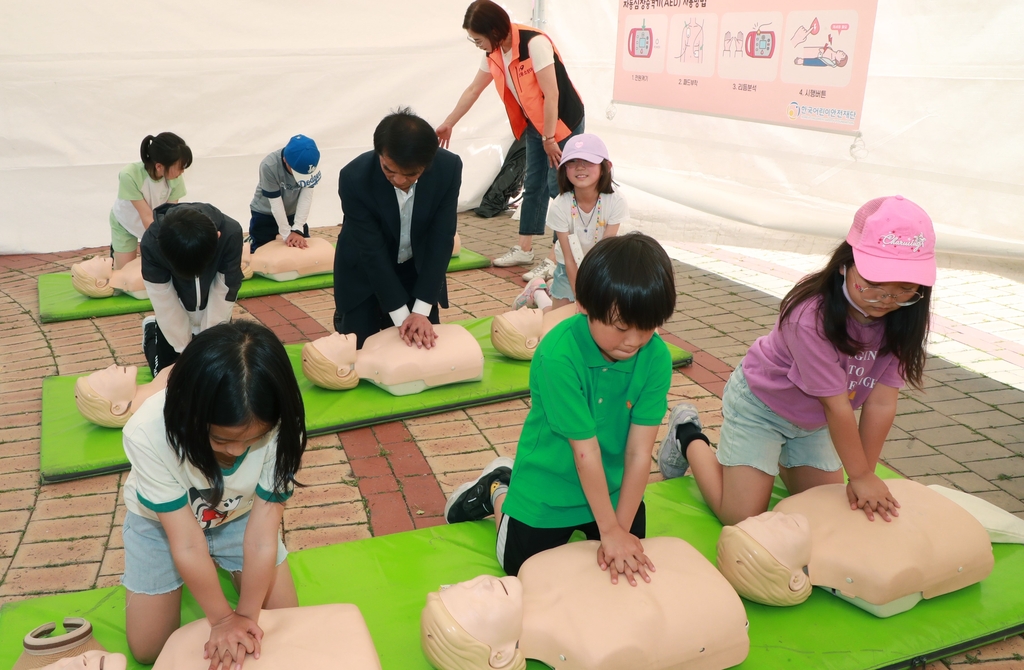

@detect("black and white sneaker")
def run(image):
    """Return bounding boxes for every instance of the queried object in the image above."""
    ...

[444,457,514,524]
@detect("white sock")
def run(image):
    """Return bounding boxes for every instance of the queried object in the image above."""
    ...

[535,290,552,311]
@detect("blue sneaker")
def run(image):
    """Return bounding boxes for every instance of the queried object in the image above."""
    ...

[657,403,702,479]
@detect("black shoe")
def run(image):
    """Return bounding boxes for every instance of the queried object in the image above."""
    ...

[444,457,514,524]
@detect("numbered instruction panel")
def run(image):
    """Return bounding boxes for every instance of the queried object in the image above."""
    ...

[613,0,878,132]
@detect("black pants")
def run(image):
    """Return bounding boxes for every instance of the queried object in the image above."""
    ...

[333,259,440,348]
[248,210,308,253]
[497,501,647,577]
[144,320,180,376]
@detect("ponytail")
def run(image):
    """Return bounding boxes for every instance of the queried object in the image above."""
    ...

[140,132,193,181]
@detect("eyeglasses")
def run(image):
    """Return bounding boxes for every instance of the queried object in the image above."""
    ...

[852,282,924,306]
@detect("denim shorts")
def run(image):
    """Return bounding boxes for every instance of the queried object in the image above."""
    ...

[122,510,288,595]
[716,363,843,477]
[548,263,575,301]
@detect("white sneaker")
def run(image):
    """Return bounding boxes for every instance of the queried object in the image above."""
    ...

[493,245,535,268]
[522,258,556,282]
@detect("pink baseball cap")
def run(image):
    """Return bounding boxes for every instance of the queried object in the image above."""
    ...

[847,195,936,287]
[558,133,610,167]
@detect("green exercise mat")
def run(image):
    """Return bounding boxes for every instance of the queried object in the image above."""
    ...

[1,475,1022,669]
[39,317,693,482]
[36,250,491,323]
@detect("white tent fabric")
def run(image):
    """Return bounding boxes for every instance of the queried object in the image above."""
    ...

[2,0,1022,259]
[545,0,1024,259]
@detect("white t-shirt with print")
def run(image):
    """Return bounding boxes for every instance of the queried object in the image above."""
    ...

[111,162,187,239]
[122,389,291,529]
[546,190,629,265]
[479,36,555,110]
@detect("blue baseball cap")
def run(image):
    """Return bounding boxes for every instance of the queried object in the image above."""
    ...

[283,134,321,181]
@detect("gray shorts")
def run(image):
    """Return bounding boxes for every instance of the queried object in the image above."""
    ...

[549,262,575,301]
[717,364,843,477]
[121,510,288,595]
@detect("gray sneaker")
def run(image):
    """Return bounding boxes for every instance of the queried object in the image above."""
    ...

[522,258,556,282]
[657,403,702,479]
[493,245,535,268]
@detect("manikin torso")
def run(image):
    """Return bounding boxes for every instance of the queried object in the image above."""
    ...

[517,537,749,670]
[774,479,994,612]
[303,326,485,396]
[422,538,750,670]
[245,237,334,281]
[151,605,381,669]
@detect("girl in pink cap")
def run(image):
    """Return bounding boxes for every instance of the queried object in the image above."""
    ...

[513,133,627,311]
[658,195,936,525]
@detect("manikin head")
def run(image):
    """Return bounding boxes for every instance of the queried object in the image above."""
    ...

[301,333,360,390]
[490,308,543,360]
[716,511,813,607]
[70,257,116,298]
[74,365,139,428]
[422,575,526,670]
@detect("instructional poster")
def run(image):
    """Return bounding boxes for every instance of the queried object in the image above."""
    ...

[613,0,878,132]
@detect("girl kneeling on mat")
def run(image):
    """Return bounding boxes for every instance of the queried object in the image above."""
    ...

[120,321,305,667]
[659,196,935,525]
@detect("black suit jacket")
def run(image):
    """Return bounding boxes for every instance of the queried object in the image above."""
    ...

[333,149,462,314]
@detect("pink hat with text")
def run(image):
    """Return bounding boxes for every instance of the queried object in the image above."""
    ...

[847,195,936,287]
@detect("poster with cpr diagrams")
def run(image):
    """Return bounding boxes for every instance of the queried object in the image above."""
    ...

[614,0,877,132]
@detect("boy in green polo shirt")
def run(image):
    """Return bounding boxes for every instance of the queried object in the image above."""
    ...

[445,233,687,585]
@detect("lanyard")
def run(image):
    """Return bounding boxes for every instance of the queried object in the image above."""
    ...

[569,194,604,236]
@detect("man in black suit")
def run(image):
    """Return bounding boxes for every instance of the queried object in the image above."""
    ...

[333,108,462,349]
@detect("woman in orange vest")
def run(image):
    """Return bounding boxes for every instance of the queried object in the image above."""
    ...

[437,0,585,270]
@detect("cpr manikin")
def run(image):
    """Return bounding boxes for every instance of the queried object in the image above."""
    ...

[716,512,813,607]
[302,326,485,396]
[718,479,994,617]
[421,537,750,670]
[74,364,171,428]
[69,238,332,300]
[490,304,576,361]
[152,604,381,669]
[70,256,148,299]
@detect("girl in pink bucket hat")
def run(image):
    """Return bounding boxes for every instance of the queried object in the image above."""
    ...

[658,195,936,527]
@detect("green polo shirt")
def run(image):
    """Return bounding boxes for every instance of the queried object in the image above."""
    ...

[501,314,672,528]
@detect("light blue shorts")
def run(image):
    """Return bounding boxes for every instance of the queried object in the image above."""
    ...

[717,363,843,477]
[122,510,288,595]
[549,262,575,301]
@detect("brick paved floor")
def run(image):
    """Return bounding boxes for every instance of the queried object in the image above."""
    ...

[1,211,1022,667]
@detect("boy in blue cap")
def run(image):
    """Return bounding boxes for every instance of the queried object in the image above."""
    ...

[248,134,322,252]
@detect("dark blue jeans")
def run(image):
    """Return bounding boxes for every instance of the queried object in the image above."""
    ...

[519,117,585,237]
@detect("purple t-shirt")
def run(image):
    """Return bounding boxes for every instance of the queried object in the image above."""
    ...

[741,296,905,430]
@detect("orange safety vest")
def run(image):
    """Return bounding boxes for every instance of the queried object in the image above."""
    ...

[485,24,585,142]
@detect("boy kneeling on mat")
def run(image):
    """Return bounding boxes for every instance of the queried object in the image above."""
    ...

[445,233,677,585]
[141,202,244,376]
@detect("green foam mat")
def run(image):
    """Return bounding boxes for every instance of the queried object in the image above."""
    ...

[1,476,1022,669]
[36,250,491,323]
[39,317,693,482]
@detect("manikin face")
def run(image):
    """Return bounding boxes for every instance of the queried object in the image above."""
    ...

[78,256,114,285]
[87,364,138,415]
[582,312,656,362]
[563,159,602,193]
[379,153,425,192]
[312,332,358,369]
[844,264,921,321]
[737,511,812,579]
[440,575,523,668]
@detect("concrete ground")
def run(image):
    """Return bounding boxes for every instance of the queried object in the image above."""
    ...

[1,210,1023,668]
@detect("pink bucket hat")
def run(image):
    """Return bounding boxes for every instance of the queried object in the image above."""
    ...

[847,195,936,287]
[558,134,610,167]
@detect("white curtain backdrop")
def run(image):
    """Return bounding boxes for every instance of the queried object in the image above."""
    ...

[2,0,1022,259]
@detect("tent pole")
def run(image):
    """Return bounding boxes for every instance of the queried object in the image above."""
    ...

[531,0,545,28]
